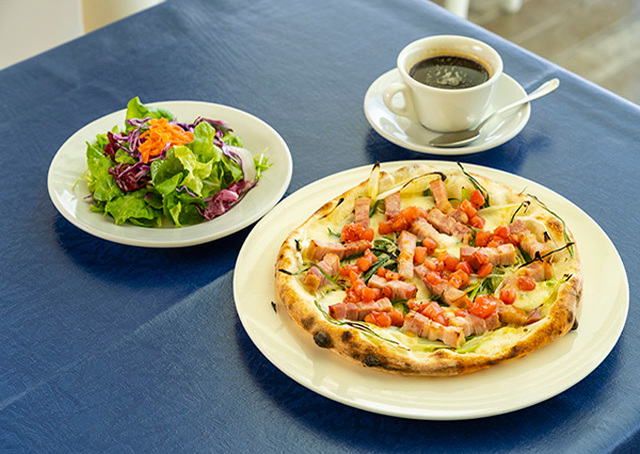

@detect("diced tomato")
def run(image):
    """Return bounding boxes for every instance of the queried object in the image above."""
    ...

[475,230,491,247]
[456,260,474,276]
[364,249,378,263]
[459,199,478,218]
[362,228,374,242]
[356,256,372,272]
[476,262,493,278]
[365,311,392,328]
[414,246,427,265]
[361,286,376,302]
[424,258,444,272]
[376,266,388,277]
[339,264,359,277]
[341,223,363,242]
[390,217,408,232]
[487,238,504,248]
[407,299,419,311]
[469,215,486,229]
[385,270,400,281]
[469,295,498,319]
[493,225,510,239]
[378,221,392,235]
[425,270,446,286]
[517,276,537,291]
[449,269,470,289]
[472,250,489,268]
[389,309,405,327]
[469,189,485,208]
[499,287,517,304]
[344,287,360,303]
[382,286,393,299]
[422,237,437,255]
[454,309,469,317]
[443,254,459,272]
[399,206,427,223]
[351,279,366,295]
[418,301,449,326]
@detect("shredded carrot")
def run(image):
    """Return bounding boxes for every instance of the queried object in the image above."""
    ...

[137,118,194,163]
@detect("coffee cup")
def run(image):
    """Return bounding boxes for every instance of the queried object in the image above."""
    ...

[383,35,503,132]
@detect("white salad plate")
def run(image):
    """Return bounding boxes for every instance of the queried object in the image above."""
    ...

[364,69,531,155]
[47,101,292,247]
[234,160,628,420]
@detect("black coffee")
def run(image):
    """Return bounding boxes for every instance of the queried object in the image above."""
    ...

[409,55,490,89]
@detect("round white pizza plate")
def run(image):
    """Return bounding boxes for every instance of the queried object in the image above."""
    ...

[233,160,628,420]
[47,101,292,247]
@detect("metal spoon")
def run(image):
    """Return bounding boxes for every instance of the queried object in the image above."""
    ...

[429,78,560,148]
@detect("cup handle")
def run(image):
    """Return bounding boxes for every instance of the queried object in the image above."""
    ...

[383,82,418,123]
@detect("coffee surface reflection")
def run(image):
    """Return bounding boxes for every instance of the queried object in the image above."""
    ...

[409,55,489,89]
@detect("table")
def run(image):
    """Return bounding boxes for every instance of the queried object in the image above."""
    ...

[1,0,638,452]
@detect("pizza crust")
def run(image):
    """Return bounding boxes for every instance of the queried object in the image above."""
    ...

[275,164,583,376]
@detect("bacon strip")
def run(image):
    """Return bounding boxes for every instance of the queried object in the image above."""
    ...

[303,253,341,291]
[397,230,417,280]
[450,312,500,336]
[495,301,529,325]
[414,265,469,308]
[403,311,465,348]
[449,208,469,225]
[354,197,371,228]
[509,219,553,260]
[460,243,518,267]
[384,280,418,300]
[306,239,372,262]
[427,208,472,243]
[367,274,387,289]
[328,297,392,321]
[429,178,453,214]
[384,192,401,219]
[367,275,417,300]
[501,261,553,290]
[410,217,442,246]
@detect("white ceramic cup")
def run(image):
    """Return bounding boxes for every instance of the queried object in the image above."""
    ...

[383,35,503,132]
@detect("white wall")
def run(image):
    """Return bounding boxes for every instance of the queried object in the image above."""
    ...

[0,0,163,70]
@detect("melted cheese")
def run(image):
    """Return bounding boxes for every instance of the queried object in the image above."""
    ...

[293,167,576,356]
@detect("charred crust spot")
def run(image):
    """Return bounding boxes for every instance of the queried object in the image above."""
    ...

[363,354,382,368]
[507,346,520,359]
[301,317,315,330]
[313,331,333,348]
[271,301,277,313]
[294,239,301,252]
[341,330,353,342]
[572,318,579,330]
[319,197,345,219]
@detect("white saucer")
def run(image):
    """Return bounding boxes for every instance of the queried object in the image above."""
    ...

[364,69,531,155]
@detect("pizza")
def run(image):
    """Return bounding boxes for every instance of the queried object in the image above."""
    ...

[275,163,582,375]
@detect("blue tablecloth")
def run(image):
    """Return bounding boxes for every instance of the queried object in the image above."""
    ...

[1,0,639,452]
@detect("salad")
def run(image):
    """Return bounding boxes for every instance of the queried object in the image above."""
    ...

[84,97,270,227]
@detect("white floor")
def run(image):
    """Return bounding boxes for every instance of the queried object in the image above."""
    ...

[0,0,163,70]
